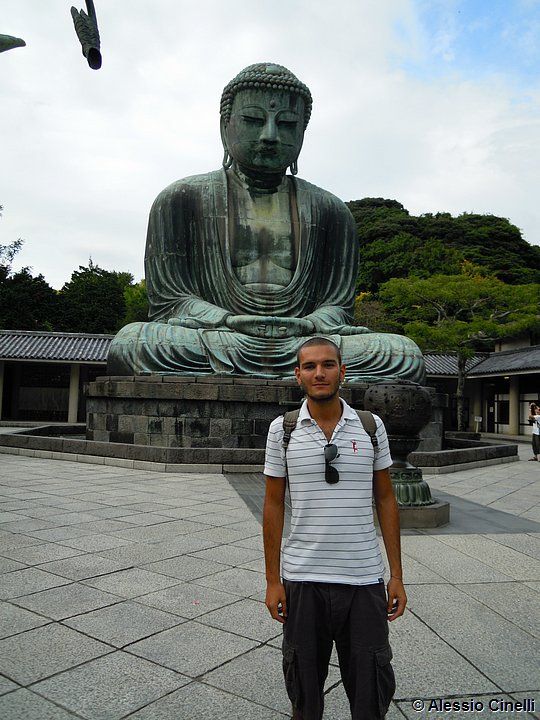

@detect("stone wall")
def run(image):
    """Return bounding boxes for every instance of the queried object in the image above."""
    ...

[86,375,372,449]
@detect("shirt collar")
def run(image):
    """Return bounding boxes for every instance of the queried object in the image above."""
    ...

[298,397,357,425]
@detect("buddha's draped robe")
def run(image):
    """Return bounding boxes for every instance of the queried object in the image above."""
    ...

[108,169,425,382]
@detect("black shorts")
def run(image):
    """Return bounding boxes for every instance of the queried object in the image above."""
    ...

[282,579,395,720]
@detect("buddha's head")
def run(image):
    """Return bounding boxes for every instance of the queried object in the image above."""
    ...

[220,63,312,180]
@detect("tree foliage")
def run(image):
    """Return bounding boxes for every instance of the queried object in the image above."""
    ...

[348,198,540,291]
[57,260,131,334]
[123,279,149,325]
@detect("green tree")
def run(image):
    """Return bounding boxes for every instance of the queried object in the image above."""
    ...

[347,198,540,292]
[379,271,540,429]
[58,260,130,334]
[123,279,148,325]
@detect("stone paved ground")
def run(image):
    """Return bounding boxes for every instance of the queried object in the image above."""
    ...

[0,445,538,719]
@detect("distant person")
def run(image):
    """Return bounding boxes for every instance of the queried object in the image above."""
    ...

[528,402,540,461]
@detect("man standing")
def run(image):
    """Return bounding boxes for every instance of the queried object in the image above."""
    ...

[263,337,406,720]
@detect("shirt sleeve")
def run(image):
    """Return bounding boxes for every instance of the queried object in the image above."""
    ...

[373,415,393,471]
[264,418,286,477]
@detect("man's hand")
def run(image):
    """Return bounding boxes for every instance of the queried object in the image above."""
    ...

[265,581,288,623]
[225,315,315,338]
[386,577,407,621]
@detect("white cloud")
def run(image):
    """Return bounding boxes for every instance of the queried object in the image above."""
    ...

[0,0,538,288]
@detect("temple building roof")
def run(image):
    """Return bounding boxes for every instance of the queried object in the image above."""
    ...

[0,330,112,363]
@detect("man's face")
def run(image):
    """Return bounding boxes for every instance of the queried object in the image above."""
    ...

[295,344,345,402]
[224,88,305,175]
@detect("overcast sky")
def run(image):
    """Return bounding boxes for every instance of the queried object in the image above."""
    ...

[1,0,539,289]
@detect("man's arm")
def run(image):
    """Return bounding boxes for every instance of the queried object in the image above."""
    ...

[263,475,287,623]
[373,468,407,621]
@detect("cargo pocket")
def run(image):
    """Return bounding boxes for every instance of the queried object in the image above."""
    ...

[374,645,396,718]
[282,639,303,710]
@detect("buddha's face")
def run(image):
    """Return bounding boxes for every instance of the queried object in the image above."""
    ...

[223,88,305,176]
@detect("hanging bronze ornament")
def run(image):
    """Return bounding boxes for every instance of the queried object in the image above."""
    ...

[0,34,26,54]
[71,0,102,69]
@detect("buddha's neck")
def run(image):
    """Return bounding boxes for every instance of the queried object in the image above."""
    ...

[232,163,285,195]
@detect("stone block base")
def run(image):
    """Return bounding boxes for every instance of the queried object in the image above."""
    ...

[398,500,450,528]
[86,375,372,449]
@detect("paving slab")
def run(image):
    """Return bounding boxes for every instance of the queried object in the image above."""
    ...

[63,599,183,647]
[127,620,257,676]
[126,681,283,719]
[82,567,181,598]
[190,544,263,565]
[406,584,538,689]
[0,674,19,696]
[32,651,189,720]
[401,536,514,583]
[190,566,265,597]
[37,554,134,581]
[0,557,27,573]
[135,581,238,618]
[57,534,136,552]
[196,597,281,642]
[2,542,84,565]
[141,554,228,581]
[434,534,540,580]
[0,566,71,599]
[456,582,540,638]
[0,623,111,684]
[0,689,80,719]
[12,582,121,621]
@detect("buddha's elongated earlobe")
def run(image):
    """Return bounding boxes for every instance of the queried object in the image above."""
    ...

[222,149,233,169]
[290,159,298,176]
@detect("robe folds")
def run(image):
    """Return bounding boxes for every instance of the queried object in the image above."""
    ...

[108,168,425,382]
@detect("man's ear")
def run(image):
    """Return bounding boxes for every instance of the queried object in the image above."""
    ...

[294,366,302,385]
[340,364,346,383]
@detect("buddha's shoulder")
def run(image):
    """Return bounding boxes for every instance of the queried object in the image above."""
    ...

[151,170,224,205]
[294,177,353,216]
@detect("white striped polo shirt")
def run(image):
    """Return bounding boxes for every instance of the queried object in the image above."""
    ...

[264,398,392,586]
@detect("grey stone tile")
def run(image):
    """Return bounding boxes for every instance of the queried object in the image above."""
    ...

[24,526,95,542]
[193,526,255,545]
[118,502,177,512]
[407,584,538,689]
[456,582,540,638]
[0,600,50,639]
[110,519,212,543]
[197,598,281,642]
[3,543,83,565]
[231,535,264,551]
[203,644,340,714]
[127,681,282,719]
[401,536,513,583]
[191,567,265,598]
[0,557,27,573]
[388,610,498,698]
[0,674,19,695]
[13,582,120,620]
[135,581,238,618]
[72,518,144,534]
[400,554,446,584]
[33,651,189,720]
[0,517,58,533]
[106,512,173,526]
[63,600,183,647]
[128,621,257,676]
[435,535,540,581]
[83,568,181,598]
[57,534,135,552]
[0,532,43,550]
[190,544,263,566]
[96,535,218,565]
[142,555,227,581]
[0,567,70,599]
[0,623,110,684]
[187,510,252,527]
[37,554,133,581]
[0,689,80,719]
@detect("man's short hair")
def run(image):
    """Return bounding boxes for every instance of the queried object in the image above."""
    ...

[296,337,342,367]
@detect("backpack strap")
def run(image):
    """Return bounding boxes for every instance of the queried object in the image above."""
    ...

[282,409,301,450]
[356,410,379,453]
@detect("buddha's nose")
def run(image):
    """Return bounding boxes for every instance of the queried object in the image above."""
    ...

[260,118,278,143]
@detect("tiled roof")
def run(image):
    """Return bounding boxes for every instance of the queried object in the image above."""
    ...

[0,330,112,362]
[468,345,540,375]
[424,353,487,376]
